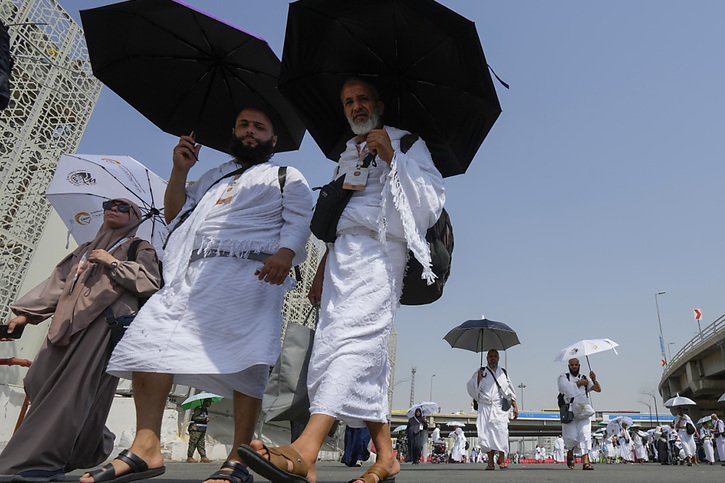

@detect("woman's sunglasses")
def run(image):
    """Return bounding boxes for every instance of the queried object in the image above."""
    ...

[102,201,131,213]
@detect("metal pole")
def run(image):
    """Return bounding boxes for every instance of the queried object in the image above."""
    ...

[430,374,436,401]
[655,292,667,367]
[517,383,526,411]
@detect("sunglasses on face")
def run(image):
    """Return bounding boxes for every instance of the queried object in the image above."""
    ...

[102,201,131,213]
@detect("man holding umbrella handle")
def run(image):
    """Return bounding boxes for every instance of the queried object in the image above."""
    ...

[558,358,601,470]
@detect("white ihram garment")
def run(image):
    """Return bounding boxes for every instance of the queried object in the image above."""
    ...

[674,415,696,457]
[715,418,725,460]
[558,372,594,454]
[307,127,444,427]
[553,437,565,462]
[108,162,312,398]
[449,428,466,462]
[466,367,516,453]
[700,427,714,463]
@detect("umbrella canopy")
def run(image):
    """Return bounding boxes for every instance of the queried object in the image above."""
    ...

[279,0,502,177]
[446,421,466,428]
[664,393,696,408]
[406,401,439,419]
[605,421,620,436]
[614,416,634,427]
[180,392,223,410]
[46,154,167,248]
[718,392,725,403]
[696,415,711,425]
[554,338,619,367]
[444,318,520,366]
[80,0,305,154]
[392,424,407,433]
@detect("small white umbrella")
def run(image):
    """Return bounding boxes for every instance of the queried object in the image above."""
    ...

[554,338,619,369]
[47,154,168,249]
[406,401,439,419]
[614,416,634,427]
[696,415,711,425]
[718,392,725,403]
[664,393,696,408]
[446,421,466,427]
[392,424,407,433]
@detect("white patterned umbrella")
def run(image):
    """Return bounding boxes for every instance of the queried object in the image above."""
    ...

[664,393,696,408]
[554,338,619,369]
[718,392,725,403]
[406,401,439,419]
[46,154,168,249]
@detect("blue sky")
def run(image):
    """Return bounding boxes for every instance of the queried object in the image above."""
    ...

[57,0,725,415]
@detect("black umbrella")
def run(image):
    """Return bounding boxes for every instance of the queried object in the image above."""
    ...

[279,0,501,177]
[80,0,304,154]
[444,318,520,366]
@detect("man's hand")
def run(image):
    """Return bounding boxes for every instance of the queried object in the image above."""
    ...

[307,269,324,305]
[172,134,201,173]
[255,248,294,285]
[366,128,394,164]
[512,401,519,420]
[1,314,28,340]
[576,378,588,387]
[88,249,117,268]
[589,371,597,381]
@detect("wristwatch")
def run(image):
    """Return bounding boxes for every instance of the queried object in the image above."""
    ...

[110,261,119,270]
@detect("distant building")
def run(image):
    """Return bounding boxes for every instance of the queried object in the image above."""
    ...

[0,0,101,323]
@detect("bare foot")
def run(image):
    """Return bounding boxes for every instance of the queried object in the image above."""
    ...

[246,439,317,483]
[79,448,164,483]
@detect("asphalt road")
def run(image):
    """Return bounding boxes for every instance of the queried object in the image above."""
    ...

[64,460,724,483]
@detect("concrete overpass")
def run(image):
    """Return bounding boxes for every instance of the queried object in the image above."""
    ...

[658,313,725,419]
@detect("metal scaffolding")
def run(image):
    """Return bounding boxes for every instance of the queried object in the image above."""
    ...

[0,0,101,321]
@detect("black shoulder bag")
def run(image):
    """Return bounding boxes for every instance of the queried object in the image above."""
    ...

[557,373,576,424]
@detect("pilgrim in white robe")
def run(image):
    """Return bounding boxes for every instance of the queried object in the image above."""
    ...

[633,432,647,462]
[700,427,714,463]
[306,126,444,427]
[714,418,725,461]
[449,428,466,462]
[553,436,565,462]
[108,161,313,398]
[673,414,696,458]
[558,372,594,455]
[466,367,516,454]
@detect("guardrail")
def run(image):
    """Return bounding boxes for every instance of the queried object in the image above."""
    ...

[662,313,725,379]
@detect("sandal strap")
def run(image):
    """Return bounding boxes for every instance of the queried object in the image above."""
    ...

[87,463,117,483]
[204,460,251,483]
[116,449,149,473]
[266,445,308,476]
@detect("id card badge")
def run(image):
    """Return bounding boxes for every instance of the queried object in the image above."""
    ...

[342,165,368,190]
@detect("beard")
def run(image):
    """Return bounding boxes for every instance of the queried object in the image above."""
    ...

[347,110,381,135]
[228,136,275,165]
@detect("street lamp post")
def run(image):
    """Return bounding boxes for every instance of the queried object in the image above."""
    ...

[430,374,436,402]
[517,383,527,411]
[638,400,653,427]
[667,342,676,361]
[642,391,660,424]
[655,291,667,368]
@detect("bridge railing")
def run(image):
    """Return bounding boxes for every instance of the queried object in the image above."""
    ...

[663,312,725,378]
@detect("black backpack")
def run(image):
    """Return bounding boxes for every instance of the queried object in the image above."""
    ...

[400,208,453,305]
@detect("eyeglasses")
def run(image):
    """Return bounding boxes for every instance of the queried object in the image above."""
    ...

[102,201,131,213]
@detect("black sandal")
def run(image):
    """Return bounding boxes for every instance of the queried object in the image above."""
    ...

[203,461,252,483]
[582,463,594,470]
[566,452,575,469]
[83,449,165,483]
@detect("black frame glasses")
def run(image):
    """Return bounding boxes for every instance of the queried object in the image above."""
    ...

[102,200,131,213]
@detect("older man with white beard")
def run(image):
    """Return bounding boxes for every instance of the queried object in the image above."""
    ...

[558,358,601,471]
[713,413,725,465]
[241,78,445,483]
[467,349,518,470]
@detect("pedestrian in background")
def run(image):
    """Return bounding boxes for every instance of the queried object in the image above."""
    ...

[187,399,212,463]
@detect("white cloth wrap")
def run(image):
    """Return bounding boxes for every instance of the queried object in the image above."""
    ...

[674,415,696,457]
[558,372,594,453]
[337,126,444,283]
[108,161,312,399]
[466,367,516,453]
[306,128,443,427]
[449,427,466,462]
[306,234,407,427]
[716,419,725,460]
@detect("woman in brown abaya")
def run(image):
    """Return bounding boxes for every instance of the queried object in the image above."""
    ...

[0,199,162,482]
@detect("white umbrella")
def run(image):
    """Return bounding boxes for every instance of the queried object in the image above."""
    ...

[406,401,439,419]
[614,416,634,427]
[446,421,466,427]
[554,338,619,369]
[606,421,620,435]
[696,415,711,425]
[664,393,696,408]
[392,424,407,433]
[46,154,168,249]
[637,430,648,437]
[718,392,725,403]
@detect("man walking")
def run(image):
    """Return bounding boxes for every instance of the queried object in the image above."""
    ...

[81,107,313,483]
[713,413,725,465]
[240,77,445,483]
[187,399,212,463]
[558,358,601,470]
[467,349,518,470]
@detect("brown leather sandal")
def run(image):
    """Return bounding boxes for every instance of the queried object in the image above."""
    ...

[237,444,309,483]
[348,463,396,483]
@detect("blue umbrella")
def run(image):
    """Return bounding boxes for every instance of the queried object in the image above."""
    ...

[444,318,520,366]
